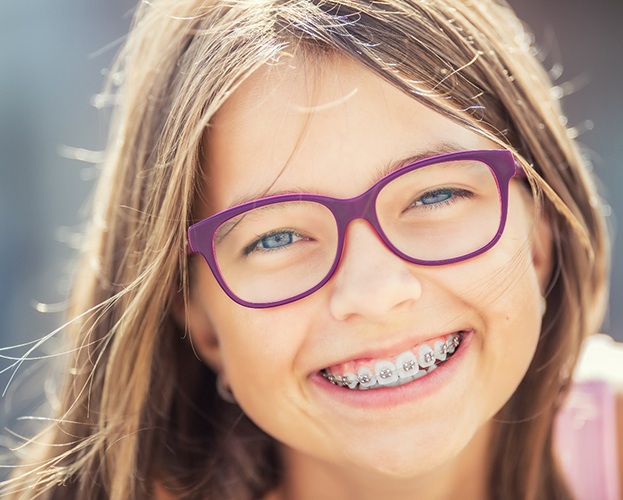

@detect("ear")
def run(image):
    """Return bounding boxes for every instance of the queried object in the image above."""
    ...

[171,286,225,373]
[530,205,554,293]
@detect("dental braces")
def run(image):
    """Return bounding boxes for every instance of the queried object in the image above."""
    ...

[322,334,461,388]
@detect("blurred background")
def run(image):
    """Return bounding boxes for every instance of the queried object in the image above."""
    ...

[0,0,621,434]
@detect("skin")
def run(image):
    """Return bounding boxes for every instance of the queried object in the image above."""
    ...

[185,56,553,500]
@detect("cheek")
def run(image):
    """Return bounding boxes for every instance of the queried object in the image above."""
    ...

[452,187,541,316]
[480,271,542,413]
[199,269,311,398]
[450,203,543,395]
[212,306,324,446]
[478,226,543,335]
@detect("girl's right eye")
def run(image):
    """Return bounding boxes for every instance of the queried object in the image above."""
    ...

[243,229,304,256]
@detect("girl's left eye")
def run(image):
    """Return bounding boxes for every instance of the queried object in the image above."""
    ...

[244,230,304,255]
[412,187,473,207]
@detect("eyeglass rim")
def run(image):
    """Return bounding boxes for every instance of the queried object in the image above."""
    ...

[188,149,524,308]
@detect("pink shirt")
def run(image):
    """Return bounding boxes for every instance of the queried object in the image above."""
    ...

[555,335,622,499]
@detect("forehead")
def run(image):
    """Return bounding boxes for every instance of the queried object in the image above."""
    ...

[201,55,492,215]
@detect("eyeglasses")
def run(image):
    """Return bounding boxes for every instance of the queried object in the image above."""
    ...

[188,149,524,308]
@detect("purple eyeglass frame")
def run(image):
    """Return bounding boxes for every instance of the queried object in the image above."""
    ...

[188,149,524,308]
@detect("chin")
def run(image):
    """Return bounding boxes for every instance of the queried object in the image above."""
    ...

[337,428,472,480]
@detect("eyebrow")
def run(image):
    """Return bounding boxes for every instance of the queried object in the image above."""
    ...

[225,141,468,209]
[372,142,467,184]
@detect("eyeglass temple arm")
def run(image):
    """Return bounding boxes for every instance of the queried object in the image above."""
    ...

[515,160,528,179]
[186,228,197,256]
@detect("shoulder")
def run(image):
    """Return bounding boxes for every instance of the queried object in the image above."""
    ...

[571,334,623,499]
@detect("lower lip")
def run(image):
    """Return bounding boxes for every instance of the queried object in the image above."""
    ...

[308,330,474,409]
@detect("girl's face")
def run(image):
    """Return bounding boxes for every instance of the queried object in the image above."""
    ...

[186,57,551,482]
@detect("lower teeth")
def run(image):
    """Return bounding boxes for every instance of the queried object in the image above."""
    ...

[322,332,462,390]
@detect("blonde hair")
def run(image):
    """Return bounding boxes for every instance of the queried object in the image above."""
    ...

[5,0,609,498]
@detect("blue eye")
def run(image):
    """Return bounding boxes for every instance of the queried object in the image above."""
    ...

[413,188,473,208]
[259,232,295,249]
[244,229,303,256]
[419,189,453,205]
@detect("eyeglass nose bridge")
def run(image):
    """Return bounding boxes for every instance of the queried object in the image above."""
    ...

[323,183,398,270]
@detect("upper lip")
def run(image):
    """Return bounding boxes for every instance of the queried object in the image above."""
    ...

[313,327,471,372]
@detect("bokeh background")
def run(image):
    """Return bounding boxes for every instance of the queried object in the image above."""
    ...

[0,0,621,433]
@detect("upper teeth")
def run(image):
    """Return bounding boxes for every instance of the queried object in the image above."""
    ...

[375,360,399,386]
[322,333,462,390]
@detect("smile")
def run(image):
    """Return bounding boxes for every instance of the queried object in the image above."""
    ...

[320,332,464,390]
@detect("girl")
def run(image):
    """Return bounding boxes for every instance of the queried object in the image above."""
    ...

[5,0,622,498]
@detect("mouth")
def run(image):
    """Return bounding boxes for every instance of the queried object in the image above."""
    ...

[320,331,465,390]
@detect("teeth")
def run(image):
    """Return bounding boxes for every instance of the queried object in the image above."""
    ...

[434,340,447,361]
[323,332,463,390]
[375,360,398,386]
[395,350,419,379]
[357,367,377,389]
[417,344,435,368]
[342,373,359,389]
[446,334,458,354]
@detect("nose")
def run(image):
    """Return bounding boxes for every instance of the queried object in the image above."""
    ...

[328,220,423,322]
